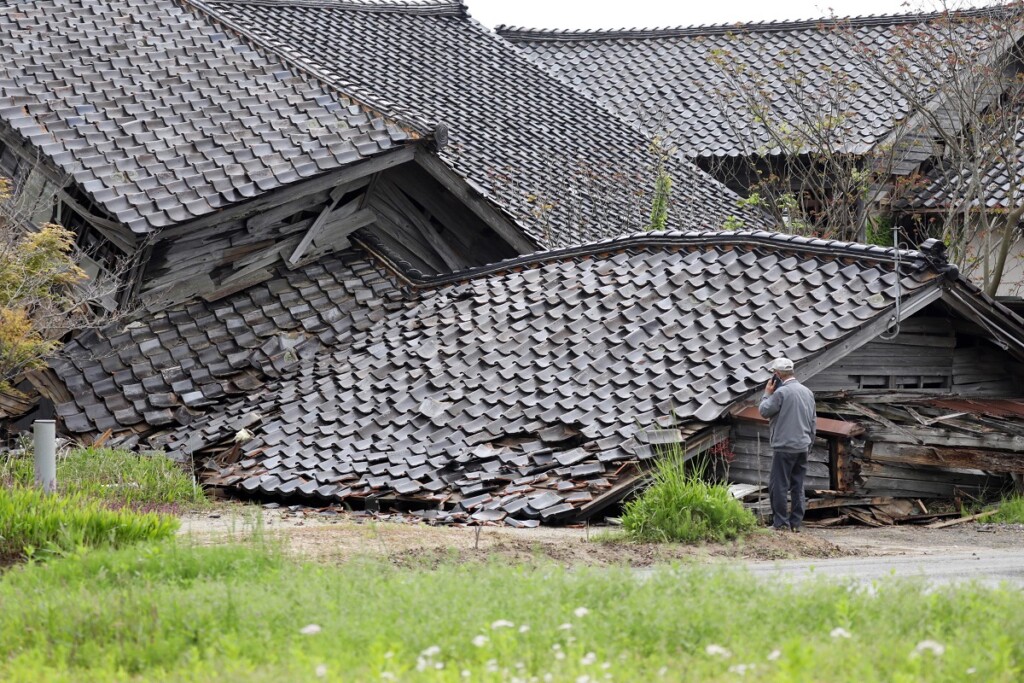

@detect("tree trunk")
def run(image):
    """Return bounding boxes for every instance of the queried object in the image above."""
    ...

[985,205,1024,298]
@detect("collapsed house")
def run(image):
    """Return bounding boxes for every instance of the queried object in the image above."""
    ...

[0,0,756,427]
[4,0,1024,526]
[49,230,1024,524]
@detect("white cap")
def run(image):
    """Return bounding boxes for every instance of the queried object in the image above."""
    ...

[767,357,794,373]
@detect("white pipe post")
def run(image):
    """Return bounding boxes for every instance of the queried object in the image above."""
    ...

[33,420,57,493]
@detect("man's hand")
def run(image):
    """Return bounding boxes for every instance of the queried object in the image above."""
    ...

[765,377,777,395]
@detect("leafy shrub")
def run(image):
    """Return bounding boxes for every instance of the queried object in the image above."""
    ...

[991,495,1024,523]
[0,485,179,561]
[1,447,206,508]
[622,450,757,543]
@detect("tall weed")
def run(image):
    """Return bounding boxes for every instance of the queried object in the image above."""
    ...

[991,494,1024,523]
[0,485,179,560]
[622,450,757,543]
[1,447,205,508]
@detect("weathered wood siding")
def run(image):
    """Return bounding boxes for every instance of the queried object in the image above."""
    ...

[140,158,521,307]
[806,315,1024,395]
[724,421,830,491]
[848,440,1006,498]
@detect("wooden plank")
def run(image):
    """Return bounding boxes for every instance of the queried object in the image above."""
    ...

[373,179,468,270]
[245,188,331,232]
[415,150,535,253]
[156,146,417,241]
[866,427,1024,451]
[796,286,946,386]
[926,509,998,529]
[867,442,1024,474]
[287,195,368,266]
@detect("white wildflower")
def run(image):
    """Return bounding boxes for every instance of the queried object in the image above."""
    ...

[381,673,395,681]
[416,658,428,672]
[543,675,554,683]
[315,664,327,678]
[486,659,500,673]
[462,671,471,679]
[555,651,566,661]
[492,619,515,629]
[299,624,322,635]
[519,624,531,633]
[472,635,489,647]
[421,645,441,657]
[435,662,445,670]
[602,662,612,669]
[913,640,946,657]
[829,627,852,639]
[384,651,394,659]
[705,644,732,658]
[966,667,977,675]
[767,649,782,662]
[574,607,590,618]
[576,676,591,683]
[581,652,597,666]
[558,623,574,631]
[552,643,562,651]
[728,663,754,675]
[657,667,669,677]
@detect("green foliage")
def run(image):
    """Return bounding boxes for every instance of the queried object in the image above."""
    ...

[647,171,672,231]
[991,495,1024,524]
[721,215,746,231]
[0,447,206,509]
[621,450,757,543]
[865,215,895,248]
[0,176,88,390]
[0,485,179,561]
[1,544,1023,680]
[646,136,673,231]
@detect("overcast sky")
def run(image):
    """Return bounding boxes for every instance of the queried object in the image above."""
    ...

[466,0,1006,30]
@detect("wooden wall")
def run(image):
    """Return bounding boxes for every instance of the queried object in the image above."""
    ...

[724,420,830,492]
[806,314,1024,395]
[140,157,521,308]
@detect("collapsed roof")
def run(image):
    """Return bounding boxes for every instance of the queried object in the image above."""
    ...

[49,229,1024,523]
[187,0,764,244]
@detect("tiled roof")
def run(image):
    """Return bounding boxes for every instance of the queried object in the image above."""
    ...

[54,249,407,435]
[899,122,1024,212]
[53,230,952,521]
[498,9,1005,158]
[0,0,415,234]
[194,0,765,247]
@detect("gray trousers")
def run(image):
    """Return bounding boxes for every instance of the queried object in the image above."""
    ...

[769,449,807,529]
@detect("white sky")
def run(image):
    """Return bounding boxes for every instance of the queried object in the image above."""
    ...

[466,0,1006,30]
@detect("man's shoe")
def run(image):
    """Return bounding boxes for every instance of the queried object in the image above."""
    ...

[790,525,801,533]
[771,525,789,532]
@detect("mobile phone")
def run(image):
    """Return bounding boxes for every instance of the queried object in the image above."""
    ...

[769,373,782,389]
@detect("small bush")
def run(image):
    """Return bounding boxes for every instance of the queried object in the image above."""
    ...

[1,447,206,509]
[622,451,757,543]
[0,485,179,561]
[991,495,1024,523]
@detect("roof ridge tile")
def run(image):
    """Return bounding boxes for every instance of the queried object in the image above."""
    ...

[496,5,1016,42]
[204,0,465,15]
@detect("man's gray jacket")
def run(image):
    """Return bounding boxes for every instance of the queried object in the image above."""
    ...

[758,379,816,451]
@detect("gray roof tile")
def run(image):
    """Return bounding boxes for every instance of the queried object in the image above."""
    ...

[0,0,413,234]
[197,0,764,245]
[498,9,1003,159]
[51,229,961,521]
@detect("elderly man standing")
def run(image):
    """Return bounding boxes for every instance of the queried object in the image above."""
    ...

[758,357,816,532]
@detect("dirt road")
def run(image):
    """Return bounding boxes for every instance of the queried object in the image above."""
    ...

[178,505,1024,579]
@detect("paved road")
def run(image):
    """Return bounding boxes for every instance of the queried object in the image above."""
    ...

[741,550,1024,588]
[635,550,1024,587]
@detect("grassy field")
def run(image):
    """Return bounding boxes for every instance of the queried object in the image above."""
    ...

[0,447,206,509]
[1,539,1021,682]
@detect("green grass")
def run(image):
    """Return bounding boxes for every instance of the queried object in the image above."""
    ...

[622,451,757,543]
[0,485,179,561]
[0,542,1021,681]
[990,494,1024,523]
[0,447,206,509]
